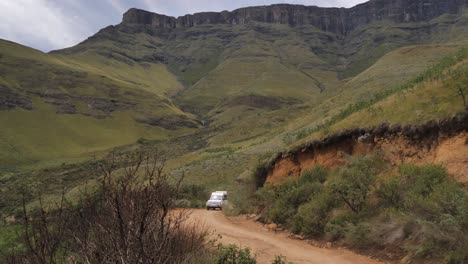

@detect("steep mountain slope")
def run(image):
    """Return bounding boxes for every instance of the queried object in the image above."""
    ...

[161,44,468,186]
[58,0,468,117]
[0,40,197,169]
[1,0,467,176]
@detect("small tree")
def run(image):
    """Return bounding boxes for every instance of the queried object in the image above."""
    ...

[216,244,256,264]
[331,156,382,213]
[5,150,209,264]
[69,150,209,264]
[446,68,468,110]
[18,189,71,264]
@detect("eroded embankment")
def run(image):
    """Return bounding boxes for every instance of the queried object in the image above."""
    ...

[258,112,468,185]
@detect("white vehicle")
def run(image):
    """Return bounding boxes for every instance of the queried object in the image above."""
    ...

[206,191,228,210]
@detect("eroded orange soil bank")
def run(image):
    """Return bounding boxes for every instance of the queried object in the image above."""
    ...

[263,113,468,184]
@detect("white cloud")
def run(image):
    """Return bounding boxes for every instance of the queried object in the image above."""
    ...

[0,0,92,51]
[106,0,127,13]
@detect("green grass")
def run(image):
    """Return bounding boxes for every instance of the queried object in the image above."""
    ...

[0,224,22,254]
[0,39,196,170]
[281,45,467,145]
[0,100,176,170]
[1,8,468,235]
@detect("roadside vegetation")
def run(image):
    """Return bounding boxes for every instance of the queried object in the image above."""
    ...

[254,157,468,264]
[0,150,292,264]
[1,150,212,264]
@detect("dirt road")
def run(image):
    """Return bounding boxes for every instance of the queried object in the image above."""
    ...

[189,209,381,264]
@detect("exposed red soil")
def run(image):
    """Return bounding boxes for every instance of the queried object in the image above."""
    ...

[262,113,468,185]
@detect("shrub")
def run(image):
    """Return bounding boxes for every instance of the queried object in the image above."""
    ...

[376,176,403,208]
[444,237,468,264]
[216,244,257,264]
[226,171,258,216]
[293,191,334,236]
[399,164,447,198]
[268,197,296,225]
[325,213,359,241]
[299,166,328,184]
[257,180,297,225]
[4,151,210,264]
[257,167,332,228]
[180,184,210,208]
[429,181,468,227]
[271,255,289,264]
[345,222,372,249]
[330,156,381,213]
[256,159,468,263]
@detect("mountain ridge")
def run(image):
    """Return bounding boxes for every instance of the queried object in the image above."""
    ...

[1,0,467,170]
[121,0,468,35]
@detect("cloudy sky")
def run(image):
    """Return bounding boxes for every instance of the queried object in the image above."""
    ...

[0,0,366,52]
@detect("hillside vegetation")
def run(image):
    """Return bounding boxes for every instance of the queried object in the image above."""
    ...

[256,160,468,263]
[1,1,468,246]
[0,40,196,170]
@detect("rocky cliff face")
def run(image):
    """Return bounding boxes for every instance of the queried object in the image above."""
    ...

[122,0,468,34]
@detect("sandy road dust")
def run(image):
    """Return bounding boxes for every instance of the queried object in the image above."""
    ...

[188,209,382,264]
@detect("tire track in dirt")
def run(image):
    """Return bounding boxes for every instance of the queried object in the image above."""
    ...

[189,209,382,264]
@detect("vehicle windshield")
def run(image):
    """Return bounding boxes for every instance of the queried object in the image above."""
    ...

[210,194,223,200]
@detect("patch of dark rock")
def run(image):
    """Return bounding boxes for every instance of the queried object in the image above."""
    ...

[96,50,135,66]
[224,95,300,110]
[0,85,33,110]
[45,98,76,114]
[28,92,76,114]
[29,91,135,116]
[82,112,109,119]
[83,97,135,113]
[142,54,167,63]
[137,115,198,130]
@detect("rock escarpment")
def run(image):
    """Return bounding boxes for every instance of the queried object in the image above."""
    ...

[122,0,468,34]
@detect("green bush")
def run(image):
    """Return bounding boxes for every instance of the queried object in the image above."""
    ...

[428,181,468,226]
[257,180,300,225]
[399,164,447,198]
[271,255,290,264]
[444,237,468,264]
[377,164,468,261]
[345,222,372,249]
[293,191,334,236]
[216,244,256,264]
[376,176,403,208]
[180,184,210,208]
[299,166,328,184]
[330,156,382,213]
[255,160,468,263]
[257,172,328,227]
[324,213,359,241]
[225,184,257,216]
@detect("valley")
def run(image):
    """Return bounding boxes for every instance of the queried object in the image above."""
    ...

[0,0,467,263]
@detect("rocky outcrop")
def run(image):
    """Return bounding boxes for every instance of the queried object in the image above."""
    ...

[137,115,198,130]
[223,95,300,110]
[29,91,135,117]
[0,85,32,110]
[121,0,468,35]
[256,112,468,186]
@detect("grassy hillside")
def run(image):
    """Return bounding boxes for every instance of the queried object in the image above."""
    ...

[1,4,468,218]
[0,40,196,170]
[2,43,466,209]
